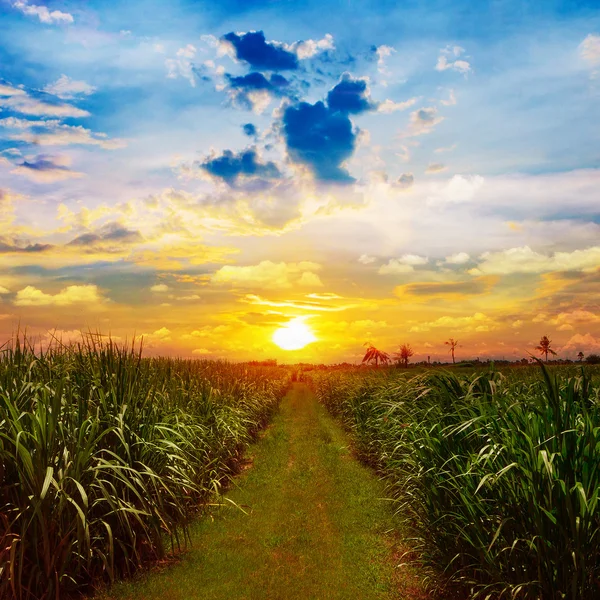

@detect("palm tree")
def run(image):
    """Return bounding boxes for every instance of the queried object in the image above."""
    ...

[577,351,585,362]
[394,343,414,368]
[445,338,459,364]
[535,335,557,362]
[362,343,390,366]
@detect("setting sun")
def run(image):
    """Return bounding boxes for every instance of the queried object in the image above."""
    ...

[272,318,316,351]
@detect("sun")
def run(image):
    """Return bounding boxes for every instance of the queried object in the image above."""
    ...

[272,318,316,351]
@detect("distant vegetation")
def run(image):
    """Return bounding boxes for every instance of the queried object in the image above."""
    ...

[0,336,289,599]
[310,363,600,598]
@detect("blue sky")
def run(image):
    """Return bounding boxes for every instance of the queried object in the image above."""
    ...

[1,0,600,362]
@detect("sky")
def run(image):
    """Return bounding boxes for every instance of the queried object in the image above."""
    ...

[1,0,600,363]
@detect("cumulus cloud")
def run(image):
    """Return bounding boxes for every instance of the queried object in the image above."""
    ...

[326,74,375,114]
[212,260,322,289]
[140,327,172,345]
[396,173,414,189]
[222,30,299,70]
[0,86,89,118]
[43,75,95,99]
[225,72,292,111]
[426,174,484,206]
[199,147,281,186]
[67,222,143,249]
[377,97,418,113]
[165,45,197,86]
[435,45,471,74]
[410,312,494,333]
[405,106,444,136]
[1,119,126,149]
[12,0,73,24]
[358,254,376,264]
[550,309,600,331]
[192,348,212,355]
[150,284,169,293]
[580,34,600,73]
[469,246,600,275]
[11,154,83,182]
[290,34,335,59]
[445,251,471,264]
[242,123,257,137]
[14,284,104,306]
[378,254,428,274]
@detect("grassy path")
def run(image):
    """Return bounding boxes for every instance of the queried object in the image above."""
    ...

[102,383,427,600]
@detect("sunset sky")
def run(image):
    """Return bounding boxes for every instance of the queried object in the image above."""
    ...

[1,0,599,363]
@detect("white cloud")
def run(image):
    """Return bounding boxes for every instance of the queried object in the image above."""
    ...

[0,83,26,96]
[404,107,444,136]
[12,0,74,24]
[470,246,600,275]
[426,174,485,206]
[358,254,376,264]
[436,45,471,74]
[150,284,169,292]
[580,34,600,73]
[440,89,457,106]
[165,45,197,87]
[290,34,335,59]
[140,327,172,345]
[43,75,96,99]
[410,312,494,333]
[0,93,89,118]
[14,284,104,306]
[377,97,417,113]
[297,271,323,287]
[378,254,427,274]
[445,252,470,264]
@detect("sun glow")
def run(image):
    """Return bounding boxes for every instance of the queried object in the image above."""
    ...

[272,318,316,351]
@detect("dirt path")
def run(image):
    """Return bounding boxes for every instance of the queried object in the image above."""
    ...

[103,384,427,600]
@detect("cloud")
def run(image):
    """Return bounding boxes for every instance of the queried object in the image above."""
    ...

[435,143,457,153]
[43,75,95,99]
[14,284,104,306]
[67,222,143,248]
[378,254,428,274]
[290,34,335,59]
[192,348,212,355]
[199,147,281,186]
[377,97,418,113]
[222,31,299,70]
[225,72,291,111]
[445,251,471,264]
[405,106,444,136]
[426,163,447,173]
[440,89,457,106]
[358,254,376,264]
[212,260,322,289]
[11,154,83,182]
[12,0,73,24]
[435,45,471,74]
[326,74,374,114]
[396,277,496,298]
[409,312,495,333]
[140,327,172,345]
[561,333,600,354]
[282,100,356,183]
[165,45,197,86]
[0,87,89,118]
[243,293,357,312]
[550,309,600,331]
[426,174,484,206]
[150,284,169,293]
[1,119,126,149]
[396,173,414,190]
[580,34,600,73]
[242,123,257,137]
[469,246,600,275]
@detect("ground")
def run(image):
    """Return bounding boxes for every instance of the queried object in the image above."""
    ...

[100,383,428,600]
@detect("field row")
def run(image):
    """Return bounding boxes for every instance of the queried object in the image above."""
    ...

[310,365,600,599]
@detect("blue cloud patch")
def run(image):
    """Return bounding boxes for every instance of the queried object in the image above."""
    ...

[222,31,298,71]
[326,75,374,114]
[199,147,281,186]
[282,101,356,183]
[242,123,257,137]
[226,72,290,91]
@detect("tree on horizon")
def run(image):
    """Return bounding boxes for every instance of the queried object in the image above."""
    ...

[362,343,391,366]
[394,343,414,368]
[535,335,557,362]
[445,338,459,364]
[577,351,584,362]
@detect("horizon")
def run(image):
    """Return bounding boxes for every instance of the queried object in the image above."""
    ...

[1,0,600,364]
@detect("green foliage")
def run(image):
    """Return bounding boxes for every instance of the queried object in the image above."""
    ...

[0,335,288,600]
[310,364,600,599]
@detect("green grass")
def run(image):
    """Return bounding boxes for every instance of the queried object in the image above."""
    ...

[100,384,427,600]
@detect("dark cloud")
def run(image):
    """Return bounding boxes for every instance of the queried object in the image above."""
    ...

[326,75,373,114]
[68,222,143,247]
[199,147,281,186]
[242,123,257,137]
[225,72,293,111]
[399,278,495,297]
[222,31,298,71]
[397,173,414,189]
[282,100,356,183]
[0,240,53,253]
